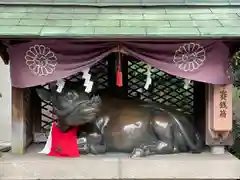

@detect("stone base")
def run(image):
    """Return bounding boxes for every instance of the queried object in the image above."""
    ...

[1,144,240,180]
[210,145,226,154]
[0,141,11,152]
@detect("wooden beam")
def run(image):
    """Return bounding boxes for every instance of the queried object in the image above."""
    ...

[11,87,27,154]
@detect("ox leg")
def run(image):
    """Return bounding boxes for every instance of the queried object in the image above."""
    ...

[130,140,174,158]
[130,112,178,158]
[77,133,107,155]
[87,133,107,155]
[89,143,107,155]
[77,136,90,154]
[130,127,175,158]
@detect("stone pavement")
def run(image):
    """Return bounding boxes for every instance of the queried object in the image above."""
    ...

[1,144,240,180]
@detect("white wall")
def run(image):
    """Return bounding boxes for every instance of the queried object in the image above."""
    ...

[0,58,11,142]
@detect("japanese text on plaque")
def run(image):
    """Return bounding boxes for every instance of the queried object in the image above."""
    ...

[219,87,227,118]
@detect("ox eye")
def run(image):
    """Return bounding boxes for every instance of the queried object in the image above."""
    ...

[66,92,74,100]
[66,91,79,101]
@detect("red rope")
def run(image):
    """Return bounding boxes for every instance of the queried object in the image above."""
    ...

[52,107,57,125]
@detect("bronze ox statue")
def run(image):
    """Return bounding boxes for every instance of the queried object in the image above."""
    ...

[36,81,203,158]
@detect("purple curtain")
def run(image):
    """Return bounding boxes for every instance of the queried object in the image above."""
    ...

[7,39,231,88]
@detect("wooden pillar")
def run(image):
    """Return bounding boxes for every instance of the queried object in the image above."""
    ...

[11,87,33,154]
[205,84,233,154]
[11,87,27,154]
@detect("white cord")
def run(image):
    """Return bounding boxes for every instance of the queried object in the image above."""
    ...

[144,64,152,90]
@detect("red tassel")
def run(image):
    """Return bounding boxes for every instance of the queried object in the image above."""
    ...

[116,70,123,87]
[116,50,123,87]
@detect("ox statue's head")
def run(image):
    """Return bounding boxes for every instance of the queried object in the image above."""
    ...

[36,80,101,131]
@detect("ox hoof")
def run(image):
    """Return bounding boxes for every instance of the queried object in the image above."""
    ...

[130,148,145,158]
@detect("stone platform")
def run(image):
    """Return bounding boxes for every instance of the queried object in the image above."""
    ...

[1,144,240,180]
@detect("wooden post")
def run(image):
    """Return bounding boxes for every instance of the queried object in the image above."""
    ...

[25,88,33,147]
[11,87,27,154]
[205,84,233,154]
[31,87,42,133]
[193,81,206,140]
[11,87,33,154]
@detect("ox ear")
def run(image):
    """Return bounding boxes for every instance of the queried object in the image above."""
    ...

[36,88,51,102]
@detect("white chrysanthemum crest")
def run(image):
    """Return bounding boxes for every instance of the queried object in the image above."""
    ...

[25,44,57,76]
[173,43,206,72]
